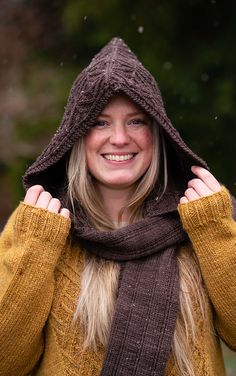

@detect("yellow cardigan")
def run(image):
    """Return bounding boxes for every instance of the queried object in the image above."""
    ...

[0,188,235,375]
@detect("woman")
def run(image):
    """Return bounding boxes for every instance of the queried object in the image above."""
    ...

[0,37,235,376]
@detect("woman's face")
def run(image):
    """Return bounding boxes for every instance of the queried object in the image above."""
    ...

[84,94,153,194]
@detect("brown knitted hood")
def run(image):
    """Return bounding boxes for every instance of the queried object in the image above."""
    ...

[23,37,207,195]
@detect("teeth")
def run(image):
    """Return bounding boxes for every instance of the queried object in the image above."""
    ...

[104,154,134,161]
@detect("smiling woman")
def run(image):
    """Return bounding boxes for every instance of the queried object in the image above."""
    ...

[0,38,236,376]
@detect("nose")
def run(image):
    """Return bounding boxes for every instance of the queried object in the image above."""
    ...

[109,123,131,146]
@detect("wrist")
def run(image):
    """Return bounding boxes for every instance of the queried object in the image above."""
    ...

[15,202,71,246]
[178,186,232,232]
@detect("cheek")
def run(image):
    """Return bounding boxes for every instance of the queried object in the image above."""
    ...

[84,131,102,157]
[84,131,95,151]
[84,131,106,176]
[141,129,154,166]
[84,133,96,174]
[140,128,154,152]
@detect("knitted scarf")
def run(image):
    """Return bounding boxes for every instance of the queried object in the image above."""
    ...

[23,38,210,375]
[73,191,188,375]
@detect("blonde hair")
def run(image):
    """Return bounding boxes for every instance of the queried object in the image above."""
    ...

[67,119,207,376]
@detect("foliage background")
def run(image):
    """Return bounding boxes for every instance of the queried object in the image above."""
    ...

[0,0,235,371]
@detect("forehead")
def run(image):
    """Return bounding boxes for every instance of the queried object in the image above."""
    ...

[101,94,143,114]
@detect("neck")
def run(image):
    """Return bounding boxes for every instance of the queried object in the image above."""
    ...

[96,184,134,222]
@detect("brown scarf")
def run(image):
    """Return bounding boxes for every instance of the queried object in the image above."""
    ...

[72,191,188,375]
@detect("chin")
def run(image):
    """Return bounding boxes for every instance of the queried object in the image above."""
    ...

[105,179,137,190]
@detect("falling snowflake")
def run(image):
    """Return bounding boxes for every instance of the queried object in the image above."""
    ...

[163,61,172,70]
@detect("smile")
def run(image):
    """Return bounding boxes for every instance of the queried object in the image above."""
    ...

[102,154,136,161]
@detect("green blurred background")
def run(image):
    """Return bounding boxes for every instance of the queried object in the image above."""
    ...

[0,0,235,371]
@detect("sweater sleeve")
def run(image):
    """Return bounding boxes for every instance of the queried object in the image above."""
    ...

[178,187,236,350]
[0,202,71,376]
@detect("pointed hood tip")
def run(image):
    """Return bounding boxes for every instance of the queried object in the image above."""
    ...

[106,36,129,48]
[109,36,126,43]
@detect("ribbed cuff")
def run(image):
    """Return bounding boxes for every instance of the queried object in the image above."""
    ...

[14,202,71,246]
[178,187,232,232]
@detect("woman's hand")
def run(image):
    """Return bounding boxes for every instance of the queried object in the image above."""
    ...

[24,185,70,219]
[180,166,221,204]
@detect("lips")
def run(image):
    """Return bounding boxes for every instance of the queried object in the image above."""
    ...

[102,153,136,161]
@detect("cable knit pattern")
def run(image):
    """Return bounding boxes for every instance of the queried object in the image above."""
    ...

[0,189,235,375]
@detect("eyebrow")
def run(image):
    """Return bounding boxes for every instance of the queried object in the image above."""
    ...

[98,111,146,117]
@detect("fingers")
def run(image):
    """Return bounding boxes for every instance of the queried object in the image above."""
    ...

[191,166,221,192]
[60,208,70,219]
[180,166,221,204]
[24,185,70,218]
[47,198,61,213]
[179,196,188,204]
[187,179,213,197]
[24,185,44,206]
[184,187,201,201]
[35,191,53,209]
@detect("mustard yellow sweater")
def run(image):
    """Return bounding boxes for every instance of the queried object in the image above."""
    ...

[0,188,235,375]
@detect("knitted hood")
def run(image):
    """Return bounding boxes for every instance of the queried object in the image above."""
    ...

[23,37,207,195]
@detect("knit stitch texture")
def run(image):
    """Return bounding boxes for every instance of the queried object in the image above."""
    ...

[16,37,236,375]
[23,37,207,194]
[0,188,235,375]
[22,37,209,375]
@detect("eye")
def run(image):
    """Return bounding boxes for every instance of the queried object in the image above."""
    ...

[93,119,109,128]
[128,118,147,127]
